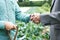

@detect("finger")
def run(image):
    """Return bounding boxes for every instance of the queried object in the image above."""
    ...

[30,17,33,21]
[14,25,17,30]
[10,25,15,30]
[30,14,34,20]
[31,19,40,24]
[7,29,10,31]
[35,21,40,24]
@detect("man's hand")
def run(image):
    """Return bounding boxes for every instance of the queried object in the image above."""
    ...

[30,13,40,24]
[5,22,17,31]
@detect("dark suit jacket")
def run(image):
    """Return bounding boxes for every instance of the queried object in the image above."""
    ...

[40,0,60,40]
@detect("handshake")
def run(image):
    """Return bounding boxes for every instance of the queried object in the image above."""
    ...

[30,13,40,24]
[5,13,40,31]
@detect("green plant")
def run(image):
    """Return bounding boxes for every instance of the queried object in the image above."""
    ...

[16,21,49,40]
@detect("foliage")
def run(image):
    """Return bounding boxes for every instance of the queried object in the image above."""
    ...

[18,0,52,7]
[17,1,46,7]
[16,21,49,40]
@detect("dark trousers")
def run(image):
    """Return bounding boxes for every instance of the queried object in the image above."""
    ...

[50,24,60,40]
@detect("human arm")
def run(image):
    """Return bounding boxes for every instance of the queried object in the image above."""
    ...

[31,12,60,25]
[14,1,30,23]
[0,21,16,30]
[40,12,60,25]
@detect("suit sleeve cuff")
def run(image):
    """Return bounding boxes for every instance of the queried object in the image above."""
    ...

[40,14,51,26]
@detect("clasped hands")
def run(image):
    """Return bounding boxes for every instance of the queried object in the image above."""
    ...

[30,13,40,24]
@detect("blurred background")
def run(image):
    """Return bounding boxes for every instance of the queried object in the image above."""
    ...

[16,0,52,40]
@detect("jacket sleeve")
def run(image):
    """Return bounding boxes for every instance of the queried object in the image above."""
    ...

[14,1,30,23]
[0,21,5,29]
[40,12,60,25]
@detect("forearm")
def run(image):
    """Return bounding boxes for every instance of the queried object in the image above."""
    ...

[15,12,30,23]
[14,0,30,23]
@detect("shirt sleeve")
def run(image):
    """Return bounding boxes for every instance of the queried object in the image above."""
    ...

[0,21,5,29]
[40,12,60,26]
[14,1,30,23]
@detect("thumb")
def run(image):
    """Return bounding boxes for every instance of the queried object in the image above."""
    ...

[11,25,17,30]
